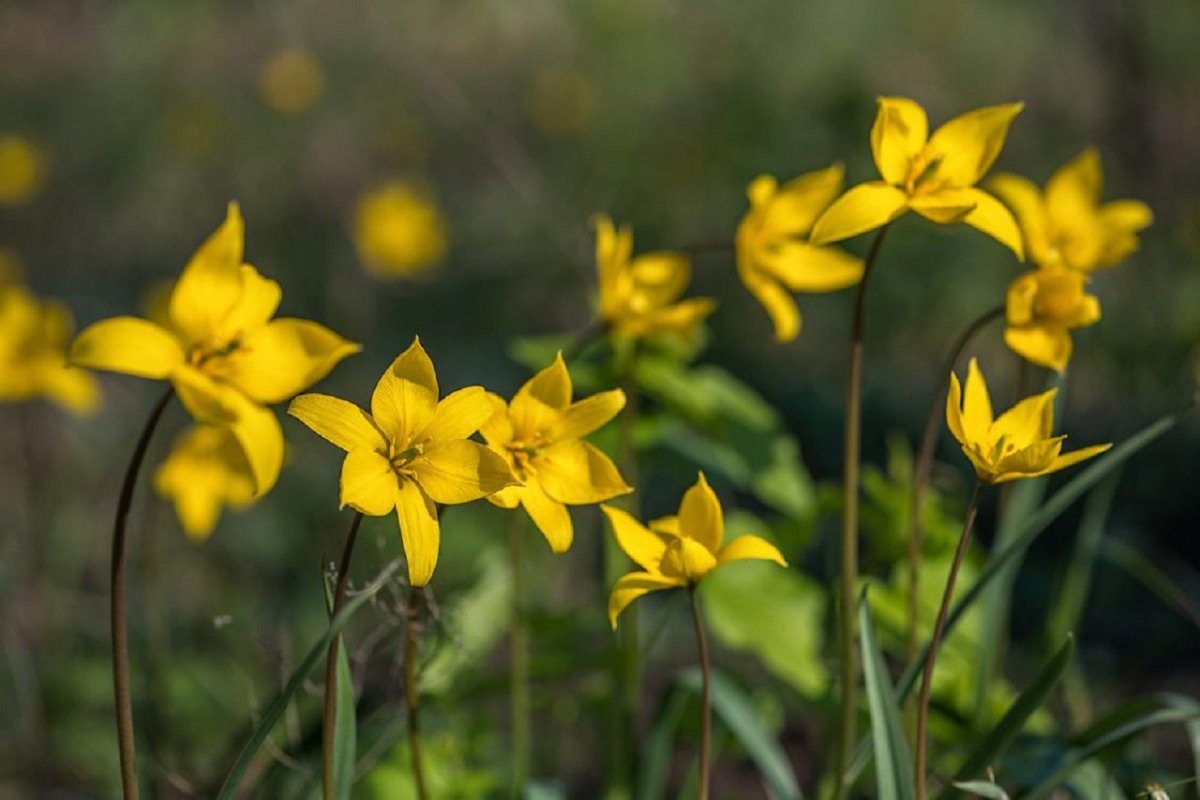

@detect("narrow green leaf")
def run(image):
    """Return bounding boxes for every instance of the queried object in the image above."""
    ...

[639,685,690,800]
[1046,472,1120,648]
[952,780,1010,799]
[1100,538,1200,629]
[332,640,356,799]
[858,593,915,800]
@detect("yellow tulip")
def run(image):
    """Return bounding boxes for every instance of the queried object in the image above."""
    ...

[1004,267,1100,373]
[0,134,45,205]
[154,425,256,541]
[69,203,360,496]
[989,148,1152,273]
[945,358,1109,485]
[810,97,1024,258]
[735,166,865,341]
[288,338,519,586]
[603,472,787,628]
[481,352,631,552]
[352,181,448,279]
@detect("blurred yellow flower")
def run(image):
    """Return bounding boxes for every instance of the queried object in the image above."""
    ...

[154,425,255,541]
[288,337,518,586]
[0,134,46,205]
[527,66,594,137]
[70,203,359,496]
[811,97,1024,258]
[1004,267,1100,373]
[0,283,100,415]
[603,472,787,628]
[594,214,715,339]
[946,358,1109,485]
[481,352,630,552]
[352,181,448,279]
[989,148,1152,273]
[736,167,865,341]
[258,48,326,114]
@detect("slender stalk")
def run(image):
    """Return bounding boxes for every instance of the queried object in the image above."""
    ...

[905,305,1004,659]
[690,589,712,800]
[322,512,364,800]
[110,386,174,800]
[915,482,985,800]
[404,585,429,800]
[832,223,889,800]
[508,512,531,796]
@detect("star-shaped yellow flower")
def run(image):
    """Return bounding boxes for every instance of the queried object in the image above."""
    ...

[810,97,1024,258]
[481,353,631,552]
[69,203,360,496]
[946,358,1109,485]
[735,167,865,342]
[989,148,1152,273]
[154,425,255,541]
[1004,267,1100,373]
[288,338,519,586]
[603,472,788,628]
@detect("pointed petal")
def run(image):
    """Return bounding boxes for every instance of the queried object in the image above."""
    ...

[1046,148,1102,218]
[225,318,360,404]
[762,164,846,236]
[478,392,514,446]
[1005,325,1073,373]
[925,103,1023,187]
[551,389,626,441]
[172,366,243,424]
[221,265,282,338]
[418,386,494,444]
[395,479,439,587]
[229,401,284,498]
[962,358,994,443]
[871,97,929,186]
[168,203,246,344]
[737,262,801,342]
[521,482,574,553]
[989,172,1051,266]
[945,371,968,445]
[809,182,909,245]
[487,484,522,509]
[660,537,718,582]
[608,572,683,629]
[43,366,101,416]
[340,448,399,515]
[535,440,631,504]
[995,437,1064,478]
[992,388,1058,447]
[677,471,723,554]
[621,297,716,338]
[411,440,516,504]
[371,338,438,445]
[757,242,865,292]
[287,393,387,453]
[1039,443,1112,475]
[511,352,572,436]
[716,534,788,568]
[601,504,668,573]
[69,317,184,378]
[962,188,1025,259]
[629,251,692,307]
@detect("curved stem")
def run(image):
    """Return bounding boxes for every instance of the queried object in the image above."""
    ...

[690,589,712,800]
[508,512,531,796]
[905,305,1004,659]
[111,386,174,800]
[322,511,364,800]
[915,482,985,800]
[832,223,890,800]
[404,585,429,800]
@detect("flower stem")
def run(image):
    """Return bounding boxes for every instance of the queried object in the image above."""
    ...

[690,588,712,800]
[508,512,531,796]
[322,511,364,800]
[832,223,889,800]
[404,585,429,800]
[915,482,985,800]
[110,386,174,800]
[905,305,1004,660]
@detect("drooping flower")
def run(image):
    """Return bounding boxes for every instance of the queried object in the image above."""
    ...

[0,134,45,206]
[258,48,326,114]
[810,97,1024,258]
[945,358,1109,485]
[594,215,715,339]
[989,148,1152,273]
[352,181,448,279]
[154,425,256,541]
[481,352,630,552]
[1004,267,1100,373]
[603,472,787,628]
[0,283,100,415]
[288,338,519,586]
[70,203,359,495]
[736,166,865,341]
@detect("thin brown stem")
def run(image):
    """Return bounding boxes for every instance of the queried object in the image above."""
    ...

[111,386,174,800]
[690,589,712,800]
[322,512,365,800]
[915,482,985,800]
[404,585,429,800]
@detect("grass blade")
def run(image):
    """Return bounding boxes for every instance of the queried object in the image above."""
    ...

[859,593,915,800]
[332,639,356,799]
[639,685,690,800]
[1046,472,1120,647]
[952,781,1010,799]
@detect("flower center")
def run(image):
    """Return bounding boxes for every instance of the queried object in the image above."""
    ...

[905,150,945,195]
[506,434,551,479]
[389,442,425,476]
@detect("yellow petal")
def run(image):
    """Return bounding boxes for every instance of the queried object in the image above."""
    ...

[511,352,572,436]
[871,97,929,186]
[676,472,723,554]
[42,365,102,416]
[945,371,968,446]
[340,448,398,515]
[229,401,284,498]
[913,187,1024,259]
[757,242,865,292]
[1005,325,1073,373]
[418,386,494,445]
[593,214,633,317]
[551,389,626,441]
[994,437,1064,479]
[767,164,846,236]
[629,251,691,308]
[172,365,243,424]
[1046,148,1102,219]
[809,182,909,245]
[154,425,255,541]
[601,504,668,573]
[924,103,1023,187]
[411,439,516,504]
[659,537,718,583]
[69,317,184,378]
[221,265,282,339]
[168,203,246,345]
[989,172,1051,266]
[224,318,360,404]
[487,484,522,509]
[961,358,995,447]
[1096,199,1153,269]
[608,571,683,629]
[1040,443,1112,476]
[620,297,716,339]
[395,479,439,587]
[716,534,788,567]
[287,393,387,453]
[535,440,631,504]
[371,338,438,445]
[908,191,976,224]
[478,392,514,446]
[737,263,801,342]
[991,388,1057,447]
[521,482,574,553]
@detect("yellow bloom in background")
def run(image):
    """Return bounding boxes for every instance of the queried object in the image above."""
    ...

[0,284,100,415]
[1004,267,1100,373]
[594,214,715,339]
[70,203,360,496]
[946,358,1109,485]
[154,425,255,541]
[481,352,630,552]
[258,48,326,114]
[810,97,1024,258]
[603,472,787,628]
[989,148,1153,273]
[352,181,449,279]
[736,166,866,342]
[288,338,518,586]
[0,134,46,205]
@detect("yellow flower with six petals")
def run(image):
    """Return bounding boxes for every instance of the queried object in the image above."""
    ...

[603,472,787,628]
[154,425,255,541]
[288,338,519,586]
[481,353,631,552]
[1004,267,1100,373]
[0,283,100,415]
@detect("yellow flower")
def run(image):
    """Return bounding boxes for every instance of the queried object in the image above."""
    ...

[603,472,787,628]
[736,166,865,342]
[945,358,1110,485]
[288,338,519,586]
[810,97,1024,258]
[481,352,631,552]
[352,181,448,279]
[989,148,1153,273]
[154,425,255,541]
[69,203,359,496]
[594,214,716,339]
[258,48,326,114]
[0,284,100,415]
[0,134,46,205]
[1004,267,1100,373]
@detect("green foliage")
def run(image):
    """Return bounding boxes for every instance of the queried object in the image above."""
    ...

[859,594,916,800]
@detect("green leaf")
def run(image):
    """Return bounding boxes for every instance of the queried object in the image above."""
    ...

[951,780,1010,799]
[1100,538,1200,629]
[332,640,356,799]
[1046,473,1121,647]
[858,593,915,800]
[639,685,691,800]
